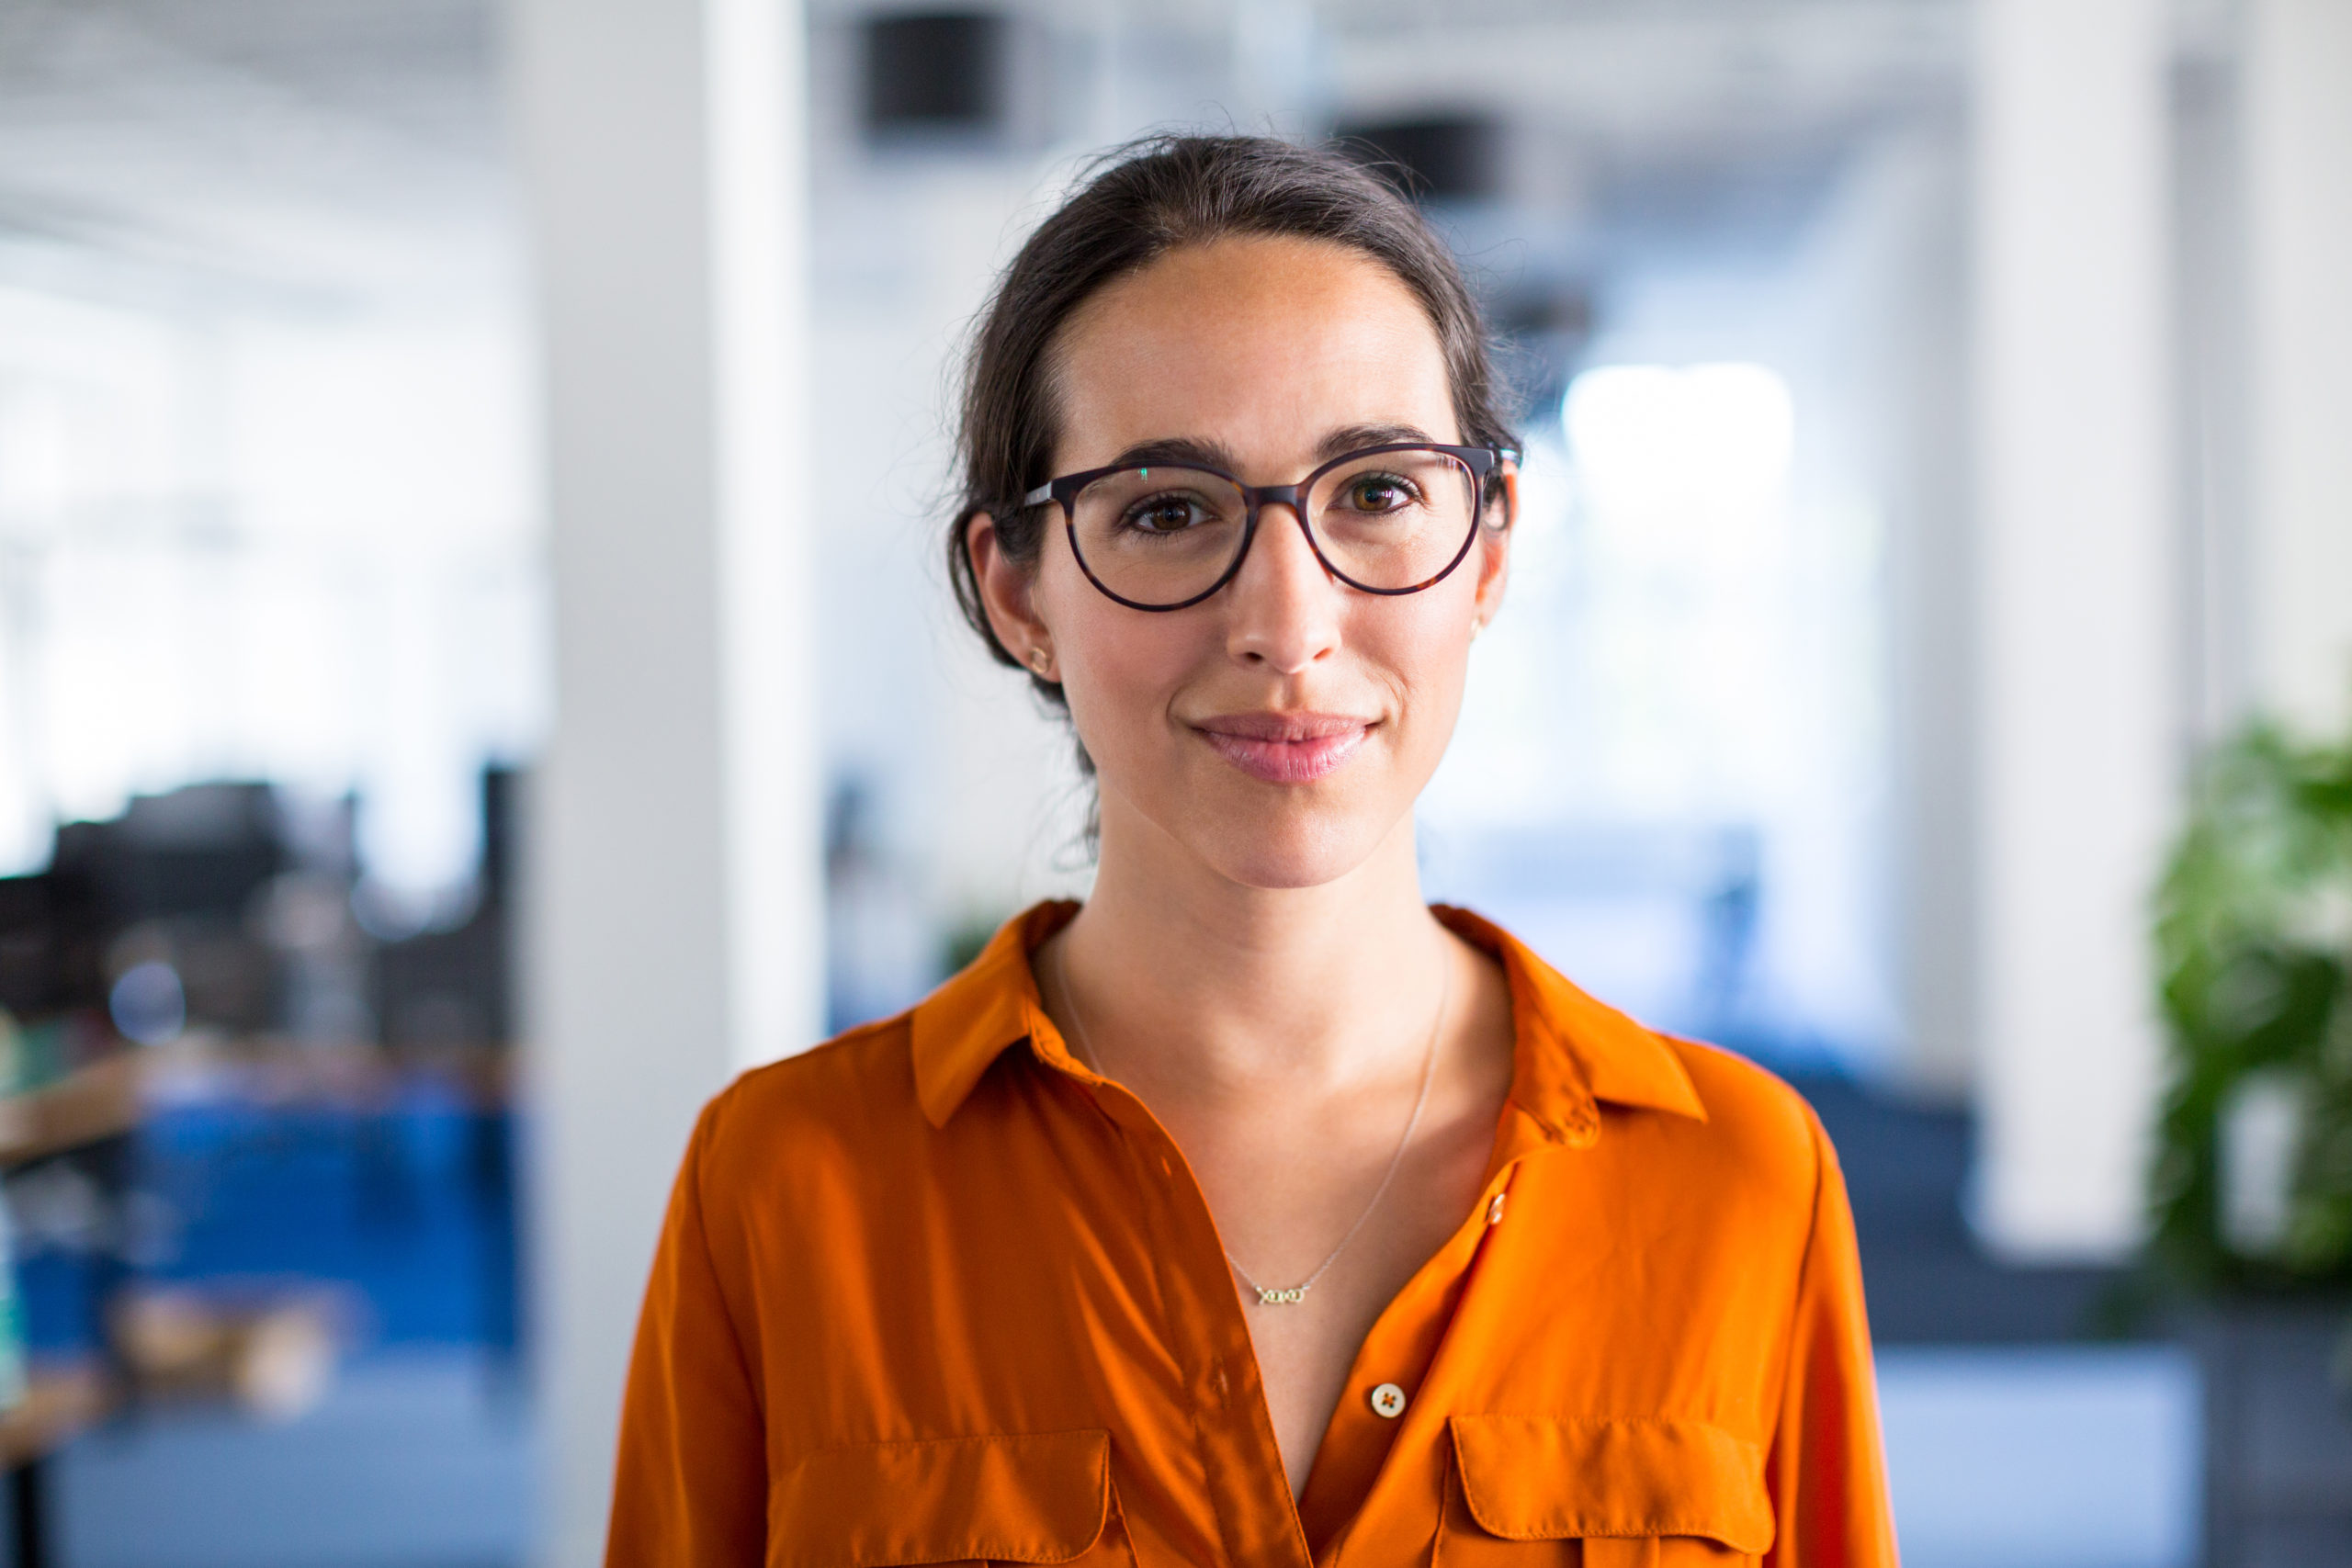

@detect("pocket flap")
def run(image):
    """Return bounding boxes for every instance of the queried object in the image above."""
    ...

[774,1429,1111,1567]
[1450,1416,1774,1553]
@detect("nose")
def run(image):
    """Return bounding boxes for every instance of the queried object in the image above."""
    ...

[1224,498,1342,674]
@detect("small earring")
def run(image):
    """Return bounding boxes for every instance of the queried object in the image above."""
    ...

[1471,619,1486,641]
[1028,647,1053,676]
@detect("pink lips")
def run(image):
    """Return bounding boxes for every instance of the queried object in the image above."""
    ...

[1192,711,1374,784]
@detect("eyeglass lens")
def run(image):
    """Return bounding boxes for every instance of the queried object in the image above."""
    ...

[1068,448,1479,607]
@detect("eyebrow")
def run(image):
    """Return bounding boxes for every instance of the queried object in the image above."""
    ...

[1102,435,1242,473]
[1315,423,1439,460]
[1097,423,1444,478]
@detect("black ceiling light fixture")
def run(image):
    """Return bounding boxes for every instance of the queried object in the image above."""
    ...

[1334,115,1509,204]
[1496,285,1598,423]
[862,11,1009,142]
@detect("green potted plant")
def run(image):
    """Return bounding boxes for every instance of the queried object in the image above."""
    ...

[2151,716,2352,1561]
[2153,720,2352,1290]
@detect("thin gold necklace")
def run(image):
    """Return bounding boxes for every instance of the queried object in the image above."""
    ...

[1049,938,1450,1308]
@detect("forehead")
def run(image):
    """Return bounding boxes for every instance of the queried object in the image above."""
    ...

[1047,235,1458,471]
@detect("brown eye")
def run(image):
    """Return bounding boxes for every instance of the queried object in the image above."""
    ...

[1125,495,1208,534]
[1342,474,1418,513]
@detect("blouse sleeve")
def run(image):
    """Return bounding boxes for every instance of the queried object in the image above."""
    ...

[1764,1110,1902,1568]
[606,1097,769,1567]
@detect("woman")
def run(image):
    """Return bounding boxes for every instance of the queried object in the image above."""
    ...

[609,136,1896,1567]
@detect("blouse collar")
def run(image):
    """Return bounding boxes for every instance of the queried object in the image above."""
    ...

[910,899,1706,1141]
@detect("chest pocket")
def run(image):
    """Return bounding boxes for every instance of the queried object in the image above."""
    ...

[1437,1416,1775,1567]
[769,1429,1132,1568]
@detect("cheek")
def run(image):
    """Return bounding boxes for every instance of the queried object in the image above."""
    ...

[1050,594,1200,757]
[1358,592,1477,716]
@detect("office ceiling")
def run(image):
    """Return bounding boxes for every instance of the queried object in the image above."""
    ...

[0,0,2232,314]
[0,0,506,310]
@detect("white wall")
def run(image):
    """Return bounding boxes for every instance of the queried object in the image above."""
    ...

[2243,0,2352,736]
[1970,0,2174,1259]
[509,0,819,1560]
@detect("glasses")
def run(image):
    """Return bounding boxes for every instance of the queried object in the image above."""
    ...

[1022,442,1514,611]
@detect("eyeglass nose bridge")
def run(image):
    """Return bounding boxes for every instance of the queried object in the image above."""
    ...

[1242,481,1308,513]
[1229,481,1338,581]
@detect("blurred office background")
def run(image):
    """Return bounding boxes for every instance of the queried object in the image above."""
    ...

[0,0,2346,1563]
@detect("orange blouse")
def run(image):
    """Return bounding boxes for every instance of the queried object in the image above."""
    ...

[608,902,1899,1567]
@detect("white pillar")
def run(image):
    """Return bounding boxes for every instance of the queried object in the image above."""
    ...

[509,0,819,1561]
[2243,0,2352,735]
[1971,0,2173,1258]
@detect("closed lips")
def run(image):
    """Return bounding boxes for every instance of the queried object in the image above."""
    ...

[1191,712,1374,784]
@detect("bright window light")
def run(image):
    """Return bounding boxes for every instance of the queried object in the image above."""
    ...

[1563,362,1795,512]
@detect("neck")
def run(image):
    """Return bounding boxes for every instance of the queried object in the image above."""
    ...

[1051,799,1453,1098]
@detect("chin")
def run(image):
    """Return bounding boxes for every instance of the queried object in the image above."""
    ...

[1184,804,1396,892]
[1097,742,1427,891]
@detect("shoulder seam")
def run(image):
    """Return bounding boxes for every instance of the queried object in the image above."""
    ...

[725,1010,915,1088]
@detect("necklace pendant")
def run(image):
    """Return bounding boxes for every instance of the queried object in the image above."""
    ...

[1256,1286,1307,1305]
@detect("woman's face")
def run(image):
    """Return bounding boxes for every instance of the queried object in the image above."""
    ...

[976,235,1510,892]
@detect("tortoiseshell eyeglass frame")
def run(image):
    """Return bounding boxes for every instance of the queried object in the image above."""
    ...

[1019,442,1519,612]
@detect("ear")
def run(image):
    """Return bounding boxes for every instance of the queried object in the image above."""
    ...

[967,511,1057,678]
[1471,461,1516,631]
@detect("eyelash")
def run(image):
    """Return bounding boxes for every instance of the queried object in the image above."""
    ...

[1339,472,1424,509]
[1116,492,1220,534]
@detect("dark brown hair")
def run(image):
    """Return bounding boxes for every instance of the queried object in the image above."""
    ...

[946,133,1519,707]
